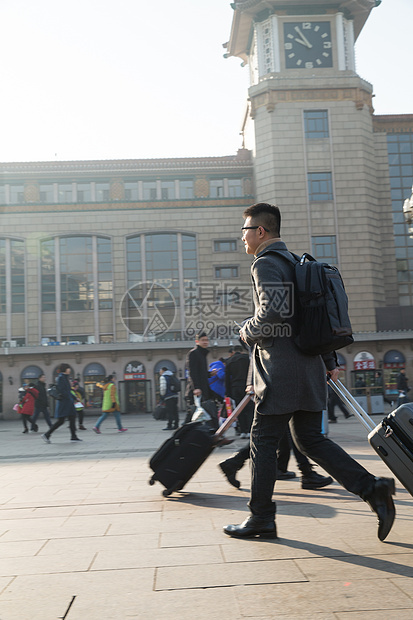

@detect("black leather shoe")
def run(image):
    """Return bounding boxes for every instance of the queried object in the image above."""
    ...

[219,461,240,489]
[364,477,396,541]
[277,470,296,480]
[224,516,277,539]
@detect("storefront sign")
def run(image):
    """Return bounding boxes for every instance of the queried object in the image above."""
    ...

[124,361,146,380]
[353,351,375,370]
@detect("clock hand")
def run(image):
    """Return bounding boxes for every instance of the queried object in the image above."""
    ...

[295,37,311,47]
[294,26,312,48]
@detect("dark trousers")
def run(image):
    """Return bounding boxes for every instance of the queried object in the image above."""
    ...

[249,410,375,519]
[21,415,33,431]
[225,426,310,472]
[165,397,179,428]
[45,415,77,440]
[277,426,309,471]
[327,392,350,421]
[32,406,52,428]
[232,387,254,434]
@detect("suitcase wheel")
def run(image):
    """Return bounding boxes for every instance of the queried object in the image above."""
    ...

[162,480,184,497]
[149,478,155,486]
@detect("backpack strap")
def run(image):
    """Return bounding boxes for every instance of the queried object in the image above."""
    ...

[266,248,301,266]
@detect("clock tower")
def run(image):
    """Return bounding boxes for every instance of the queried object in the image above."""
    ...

[225,0,397,333]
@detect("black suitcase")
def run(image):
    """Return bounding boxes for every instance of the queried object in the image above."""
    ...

[329,379,413,497]
[149,394,252,496]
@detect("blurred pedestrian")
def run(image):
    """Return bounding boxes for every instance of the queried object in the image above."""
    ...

[41,364,81,443]
[19,383,39,434]
[159,367,179,431]
[31,374,53,431]
[93,375,127,433]
[71,379,86,430]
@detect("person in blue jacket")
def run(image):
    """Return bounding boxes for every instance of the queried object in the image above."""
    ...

[208,359,226,400]
[41,363,81,443]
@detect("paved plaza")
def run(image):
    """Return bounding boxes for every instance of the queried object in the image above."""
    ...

[0,411,413,620]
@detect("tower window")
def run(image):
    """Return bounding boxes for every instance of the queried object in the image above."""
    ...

[308,172,333,201]
[304,110,329,139]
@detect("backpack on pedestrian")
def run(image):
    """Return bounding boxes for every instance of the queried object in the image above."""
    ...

[273,251,354,356]
[168,373,181,393]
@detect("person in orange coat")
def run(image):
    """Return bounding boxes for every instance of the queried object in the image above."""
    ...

[19,383,39,433]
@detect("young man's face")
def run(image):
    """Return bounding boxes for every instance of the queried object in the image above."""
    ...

[242,216,263,255]
[196,336,209,348]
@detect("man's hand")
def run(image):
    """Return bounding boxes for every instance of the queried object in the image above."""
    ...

[246,384,254,394]
[193,389,202,397]
[327,368,340,383]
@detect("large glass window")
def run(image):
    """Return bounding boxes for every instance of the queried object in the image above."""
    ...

[312,235,337,265]
[97,237,113,309]
[60,237,94,311]
[179,180,194,199]
[9,185,24,204]
[41,236,113,312]
[58,183,73,203]
[304,110,329,139]
[77,183,91,202]
[161,181,175,200]
[0,238,25,314]
[387,133,413,304]
[210,180,224,198]
[0,186,6,205]
[228,179,243,197]
[39,184,54,203]
[126,232,197,340]
[95,182,110,202]
[143,181,157,200]
[124,181,139,201]
[308,172,333,201]
[11,240,24,312]
[214,239,237,252]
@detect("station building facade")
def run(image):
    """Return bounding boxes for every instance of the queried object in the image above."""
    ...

[1,0,413,417]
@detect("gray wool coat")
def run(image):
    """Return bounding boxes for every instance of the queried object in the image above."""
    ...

[240,240,336,416]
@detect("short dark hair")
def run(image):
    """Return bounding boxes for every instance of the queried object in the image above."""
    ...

[105,374,114,383]
[161,366,168,372]
[233,345,243,353]
[243,202,281,237]
[59,363,71,373]
[196,332,208,340]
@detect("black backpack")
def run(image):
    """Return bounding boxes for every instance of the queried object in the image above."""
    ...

[272,251,354,356]
[168,374,181,393]
[48,384,63,400]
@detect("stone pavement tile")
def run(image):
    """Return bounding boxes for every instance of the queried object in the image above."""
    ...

[92,543,223,571]
[68,585,241,620]
[160,529,228,548]
[0,568,155,620]
[155,559,307,590]
[0,540,45,558]
[0,550,95,576]
[71,500,163,515]
[234,579,413,615]
[0,519,111,542]
[105,512,163,535]
[38,533,160,556]
[295,553,413,581]
[221,534,356,563]
[336,611,413,619]
[391,576,413,599]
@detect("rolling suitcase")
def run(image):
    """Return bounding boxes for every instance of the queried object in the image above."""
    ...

[329,379,413,497]
[149,394,252,496]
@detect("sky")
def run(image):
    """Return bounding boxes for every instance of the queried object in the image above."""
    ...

[0,0,411,163]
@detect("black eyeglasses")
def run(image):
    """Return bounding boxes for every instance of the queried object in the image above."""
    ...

[241,226,269,232]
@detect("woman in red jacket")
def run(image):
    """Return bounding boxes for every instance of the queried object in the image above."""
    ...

[19,383,39,433]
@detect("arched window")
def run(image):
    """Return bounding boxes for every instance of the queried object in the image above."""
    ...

[125,232,197,341]
[40,235,113,312]
[0,237,25,314]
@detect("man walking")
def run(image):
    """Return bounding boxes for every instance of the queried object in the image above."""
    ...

[223,203,395,541]
[159,367,179,431]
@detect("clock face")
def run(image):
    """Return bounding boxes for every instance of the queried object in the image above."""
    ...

[283,21,333,69]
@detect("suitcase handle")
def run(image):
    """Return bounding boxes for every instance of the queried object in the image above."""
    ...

[213,393,253,440]
[327,379,375,432]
